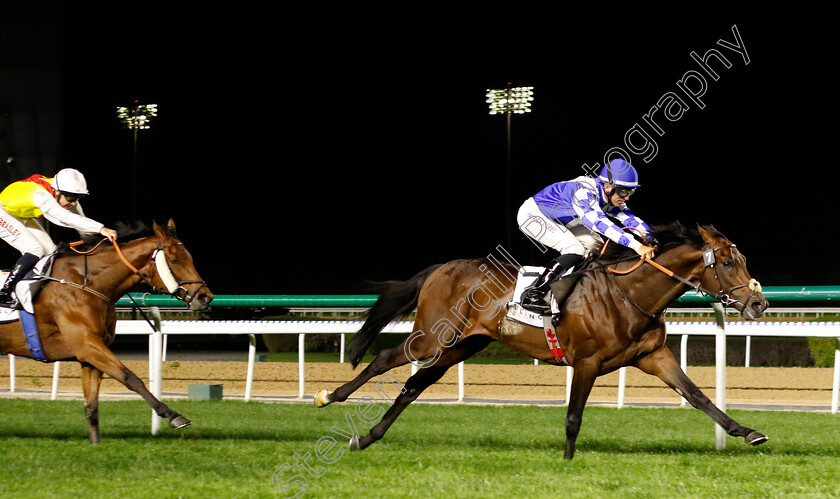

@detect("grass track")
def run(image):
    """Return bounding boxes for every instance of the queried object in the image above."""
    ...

[1,398,839,498]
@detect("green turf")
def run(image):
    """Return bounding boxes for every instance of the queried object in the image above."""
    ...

[1,398,839,498]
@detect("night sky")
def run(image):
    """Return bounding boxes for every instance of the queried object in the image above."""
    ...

[3,6,838,295]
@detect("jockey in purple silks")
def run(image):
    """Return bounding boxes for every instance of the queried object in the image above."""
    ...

[517,159,655,313]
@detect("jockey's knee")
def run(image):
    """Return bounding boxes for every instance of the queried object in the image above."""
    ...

[558,240,586,257]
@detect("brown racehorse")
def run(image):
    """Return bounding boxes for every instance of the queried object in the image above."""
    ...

[315,222,769,459]
[0,219,213,443]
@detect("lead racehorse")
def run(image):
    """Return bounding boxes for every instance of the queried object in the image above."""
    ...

[0,219,213,443]
[315,222,769,459]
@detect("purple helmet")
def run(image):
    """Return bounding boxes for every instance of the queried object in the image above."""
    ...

[599,159,640,188]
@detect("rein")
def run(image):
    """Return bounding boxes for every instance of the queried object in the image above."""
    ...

[602,238,763,316]
[70,239,138,273]
[54,237,208,306]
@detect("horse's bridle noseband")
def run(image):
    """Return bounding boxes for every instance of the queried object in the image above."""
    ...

[149,242,209,306]
[696,244,762,313]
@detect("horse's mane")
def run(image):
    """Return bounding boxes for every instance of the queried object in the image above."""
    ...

[597,221,726,263]
[57,221,176,255]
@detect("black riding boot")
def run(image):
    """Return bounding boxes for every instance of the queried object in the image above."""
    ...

[0,253,40,309]
[520,254,583,314]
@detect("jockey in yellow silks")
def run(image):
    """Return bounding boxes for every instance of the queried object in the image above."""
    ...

[0,168,117,308]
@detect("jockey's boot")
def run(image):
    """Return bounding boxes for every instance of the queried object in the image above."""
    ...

[520,254,583,314]
[0,253,39,309]
[549,269,584,323]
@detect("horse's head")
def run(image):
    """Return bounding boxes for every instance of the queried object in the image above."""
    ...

[145,219,214,311]
[697,226,768,320]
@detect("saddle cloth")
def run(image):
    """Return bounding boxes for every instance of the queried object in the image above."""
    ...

[504,266,568,365]
[0,255,56,362]
[505,265,572,326]
[0,254,56,321]
[505,266,546,328]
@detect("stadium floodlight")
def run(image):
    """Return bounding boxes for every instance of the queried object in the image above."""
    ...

[117,102,158,129]
[116,101,158,221]
[486,84,534,248]
[485,86,534,115]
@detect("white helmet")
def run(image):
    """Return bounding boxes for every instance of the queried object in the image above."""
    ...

[53,168,90,196]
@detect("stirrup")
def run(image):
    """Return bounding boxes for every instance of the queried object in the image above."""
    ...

[0,296,20,310]
[520,290,551,314]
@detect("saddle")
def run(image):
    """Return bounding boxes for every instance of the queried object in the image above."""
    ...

[0,254,57,362]
[502,263,584,366]
[507,260,587,319]
[0,254,56,317]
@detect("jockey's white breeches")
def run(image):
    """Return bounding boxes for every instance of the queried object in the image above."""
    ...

[517,197,603,257]
[0,206,55,258]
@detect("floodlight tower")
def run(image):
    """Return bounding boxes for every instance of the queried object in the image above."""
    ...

[117,101,158,221]
[486,84,533,248]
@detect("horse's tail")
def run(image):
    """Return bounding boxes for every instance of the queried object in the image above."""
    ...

[348,264,443,368]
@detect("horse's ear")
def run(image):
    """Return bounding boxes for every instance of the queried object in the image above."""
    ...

[152,220,168,240]
[152,219,177,239]
[697,225,717,245]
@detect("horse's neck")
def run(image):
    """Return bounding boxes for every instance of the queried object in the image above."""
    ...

[634,245,705,313]
[65,237,156,299]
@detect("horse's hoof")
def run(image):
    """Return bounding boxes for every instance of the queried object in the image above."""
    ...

[170,416,192,430]
[746,431,768,446]
[349,436,360,451]
[314,389,332,408]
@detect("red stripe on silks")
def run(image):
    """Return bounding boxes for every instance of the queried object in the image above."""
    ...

[23,174,55,196]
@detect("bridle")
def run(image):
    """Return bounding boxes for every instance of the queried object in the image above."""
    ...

[148,242,209,306]
[605,239,763,318]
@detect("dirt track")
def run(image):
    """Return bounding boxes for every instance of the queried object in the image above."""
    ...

[1,359,836,408]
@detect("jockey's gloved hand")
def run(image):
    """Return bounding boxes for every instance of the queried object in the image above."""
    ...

[636,245,656,260]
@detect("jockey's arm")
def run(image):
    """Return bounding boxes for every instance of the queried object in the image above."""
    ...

[610,207,654,240]
[570,185,646,252]
[32,189,104,235]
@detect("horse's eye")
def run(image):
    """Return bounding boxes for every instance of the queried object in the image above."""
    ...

[722,260,734,268]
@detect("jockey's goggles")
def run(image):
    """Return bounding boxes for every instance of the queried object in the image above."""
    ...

[60,192,86,203]
[613,186,636,198]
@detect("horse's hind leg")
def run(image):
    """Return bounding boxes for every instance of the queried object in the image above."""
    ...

[316,322,446,407]
[81,363,103,444]
[316,343,411,407]
[353,334,493,451]
[634,346,768,445]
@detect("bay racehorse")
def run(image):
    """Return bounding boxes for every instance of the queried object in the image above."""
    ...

[315,222,769,459]
[0,219,213,443]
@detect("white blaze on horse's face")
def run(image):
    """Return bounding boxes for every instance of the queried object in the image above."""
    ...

[152,249,180,294]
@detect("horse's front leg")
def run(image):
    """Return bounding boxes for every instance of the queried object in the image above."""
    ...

[564,359,598,460]
[81,363,103,444]
[634,345,768,445]
[73,333,191,431]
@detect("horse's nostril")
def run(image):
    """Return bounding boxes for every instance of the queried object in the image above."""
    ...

[750,300,767,313]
